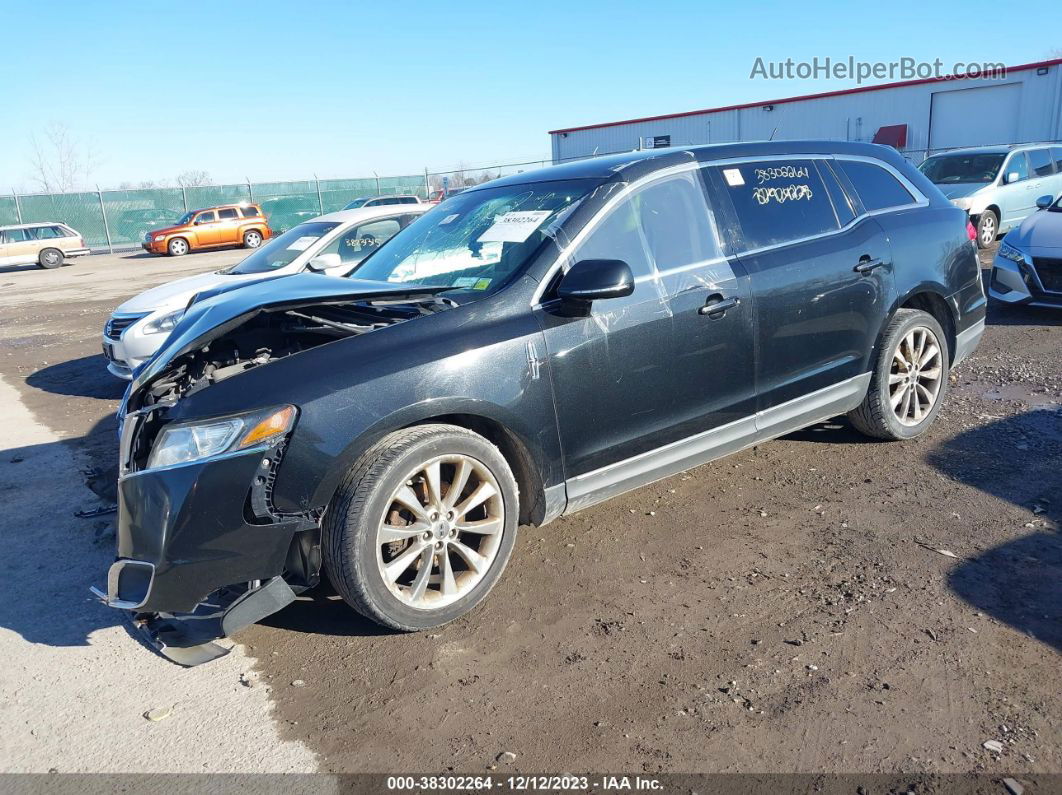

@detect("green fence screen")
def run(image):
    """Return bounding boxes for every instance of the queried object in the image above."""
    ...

[3,175,427,251]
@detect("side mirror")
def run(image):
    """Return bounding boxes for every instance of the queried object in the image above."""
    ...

[557,259,635,302]
[1036,194,1054,210]
[1003,171,1021,185]
[306,253,341,272]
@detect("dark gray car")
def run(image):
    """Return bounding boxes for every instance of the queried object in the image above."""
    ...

[95,141,986,663]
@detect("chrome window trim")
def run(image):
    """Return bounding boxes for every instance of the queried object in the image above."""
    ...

[531,153,928,307]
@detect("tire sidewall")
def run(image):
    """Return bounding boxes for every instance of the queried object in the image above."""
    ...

[873,312,949,439]
[337,431,519,630]
[168,238,188,256]
[38,248,63,268]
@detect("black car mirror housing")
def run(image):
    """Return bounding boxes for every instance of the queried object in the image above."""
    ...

[557,259,635,302]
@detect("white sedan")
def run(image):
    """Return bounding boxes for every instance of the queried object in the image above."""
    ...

[102,204,429,379]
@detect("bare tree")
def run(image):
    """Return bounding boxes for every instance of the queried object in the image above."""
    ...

[176,170,213,187]
[28,123,97,193]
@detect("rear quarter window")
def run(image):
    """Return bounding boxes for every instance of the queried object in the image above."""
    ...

[705,159,840,250]
[241,206,261,218]
[835,160,916,211]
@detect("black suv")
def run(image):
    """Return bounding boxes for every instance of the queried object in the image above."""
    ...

[96,141,985,662]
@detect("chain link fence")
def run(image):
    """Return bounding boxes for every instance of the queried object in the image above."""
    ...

[0,175,430,252]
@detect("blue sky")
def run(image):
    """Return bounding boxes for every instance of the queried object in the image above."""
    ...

[2,0,1060,190]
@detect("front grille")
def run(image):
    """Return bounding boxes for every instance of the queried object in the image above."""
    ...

[1032,257,1062,293]
[105,313,148,339]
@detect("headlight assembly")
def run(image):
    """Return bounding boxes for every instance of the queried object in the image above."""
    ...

[142,309,185,335]
[147,405,296,470]
[154,235,166,242]
[998,240,1026,264]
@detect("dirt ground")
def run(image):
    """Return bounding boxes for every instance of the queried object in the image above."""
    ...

[0,245,1058,777]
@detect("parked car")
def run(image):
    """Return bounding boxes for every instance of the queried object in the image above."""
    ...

[989,192,1062,308]
[114,208,182,244]
[103,205,428,379]
[343,195,423,209]
[95,141,984,663]
[427,186,470,203]
[141,204,271,257]
[0,222,90,269]
[918,143,1062,249]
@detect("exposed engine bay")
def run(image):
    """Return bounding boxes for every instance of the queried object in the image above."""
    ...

[139,293,455,409]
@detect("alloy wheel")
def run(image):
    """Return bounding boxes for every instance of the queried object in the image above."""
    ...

[246,232,261,248]
[980,216,995,247]
[375,454,504,610]
[889,326,944,426]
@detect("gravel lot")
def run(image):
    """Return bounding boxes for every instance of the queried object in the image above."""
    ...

[0,246,1058,778]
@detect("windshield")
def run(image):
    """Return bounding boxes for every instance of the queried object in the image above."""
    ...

[919,153,1005,184]
[344,198,369,209]
[176,211,196,225]
[228,221,340,274]
[347,179,596,295]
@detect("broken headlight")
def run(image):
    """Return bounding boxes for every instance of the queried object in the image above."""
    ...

[146,405,296,470]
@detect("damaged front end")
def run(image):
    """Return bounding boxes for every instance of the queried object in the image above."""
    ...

[94,276,454,665]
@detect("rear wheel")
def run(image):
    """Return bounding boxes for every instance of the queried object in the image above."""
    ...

[167,238,189,256]
[848,308,949,440]
[38,248,64,269]
[975,209,998,249]
[243,230,263,249]
[323,424,519,631]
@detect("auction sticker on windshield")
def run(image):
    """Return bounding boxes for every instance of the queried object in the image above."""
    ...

[287,236,319,251]
[477,210,552,243]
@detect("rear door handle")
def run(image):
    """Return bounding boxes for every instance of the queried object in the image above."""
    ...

[854,256,887,275]
[699,295,740,317]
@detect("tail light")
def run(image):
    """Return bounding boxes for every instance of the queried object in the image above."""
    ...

[966,221,976,241]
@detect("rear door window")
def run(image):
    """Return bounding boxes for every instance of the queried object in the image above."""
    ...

[705,159,840,250]
[835,159,915,211]
[819,161,858,225]
[218,208,239,220]
[1029,149,1055,178]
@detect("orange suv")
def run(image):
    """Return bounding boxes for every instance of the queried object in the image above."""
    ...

[142,204,272,256]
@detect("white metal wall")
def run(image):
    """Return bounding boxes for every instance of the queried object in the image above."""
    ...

[550,65,1062,164]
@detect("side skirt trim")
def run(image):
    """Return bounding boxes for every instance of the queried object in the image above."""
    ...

[563,372,872,514]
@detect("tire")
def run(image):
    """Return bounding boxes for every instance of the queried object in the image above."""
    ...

[975,209,998,250]
[848,308,950,441]
[38,248,64,269]
[167,238,189,257]
[323,424,519,631]
[243,230,263,249]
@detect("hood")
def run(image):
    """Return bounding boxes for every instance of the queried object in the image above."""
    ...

[1007,208,1062,251]
[129,274,450,392]
[934,183,985,200]
[114,270,265,314]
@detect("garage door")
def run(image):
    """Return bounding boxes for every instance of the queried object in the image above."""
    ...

[929,83,1021,149]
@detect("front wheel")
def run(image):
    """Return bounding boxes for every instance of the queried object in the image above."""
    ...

[848,309,949,440]
[167,237,189,256]
[243,230,263,249]
[323,424,519,631]
[975,210,998,250]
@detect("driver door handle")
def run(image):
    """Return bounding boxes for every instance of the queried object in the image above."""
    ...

[854,256,887,275]
[699,295,740,317]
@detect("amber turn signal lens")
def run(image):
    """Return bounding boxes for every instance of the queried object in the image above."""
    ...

[238,406,296,449]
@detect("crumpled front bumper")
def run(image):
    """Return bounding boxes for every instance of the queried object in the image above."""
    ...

[98,446,302,613]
